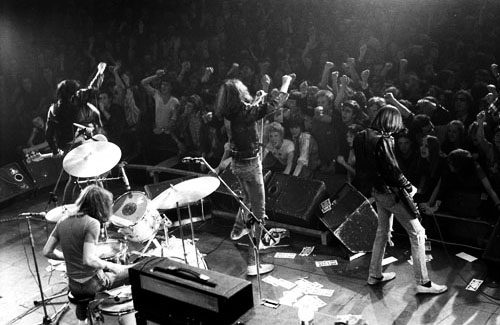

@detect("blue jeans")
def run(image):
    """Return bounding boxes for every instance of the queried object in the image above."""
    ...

[369,191,429,285]
[69,269,129,320]
[230,157,266,221]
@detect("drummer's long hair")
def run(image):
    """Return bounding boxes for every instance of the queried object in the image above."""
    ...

[75,185,113,223]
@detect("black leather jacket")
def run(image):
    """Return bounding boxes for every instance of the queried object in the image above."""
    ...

[354,128,413,196]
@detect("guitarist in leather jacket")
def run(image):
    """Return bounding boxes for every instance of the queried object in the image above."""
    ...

[354,105,447,294]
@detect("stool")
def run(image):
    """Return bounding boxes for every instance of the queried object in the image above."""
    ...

[68,291,95,321]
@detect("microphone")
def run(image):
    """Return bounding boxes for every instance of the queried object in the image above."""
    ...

[181,157,203,164]
[119,163,131,191]
[19,212,46,217]
[73,123,92,138]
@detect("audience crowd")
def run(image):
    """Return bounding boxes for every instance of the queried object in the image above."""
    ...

[2,0,500,220]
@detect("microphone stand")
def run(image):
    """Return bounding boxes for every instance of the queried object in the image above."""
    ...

[3,213,70,324]
[195,157,276,302]
[45,126,84,212]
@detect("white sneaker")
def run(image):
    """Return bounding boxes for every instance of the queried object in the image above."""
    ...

[247,263,274,276]
[416,282,448,294]
[367,272,396,285]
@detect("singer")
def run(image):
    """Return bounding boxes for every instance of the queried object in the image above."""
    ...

[43,185,131,324]
[215,74,293,276]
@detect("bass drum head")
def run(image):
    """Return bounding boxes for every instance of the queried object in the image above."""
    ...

[112,191,149,224]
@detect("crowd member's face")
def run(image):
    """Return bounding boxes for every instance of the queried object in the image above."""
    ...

[185,101,195,114]
[341,106,354,124]
[269,131,283,148]
[397,137,412,156]
[447,124,460,143]
[160,81,171,94]
[98,93,111,108]
[290,126,301,138]
[454,95,469,117]
[420,137,430,159]
[316,95,330,110]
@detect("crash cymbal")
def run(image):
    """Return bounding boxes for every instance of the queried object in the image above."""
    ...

[45,204,78,223]
[152,176,221,210]
[63,141,121,177]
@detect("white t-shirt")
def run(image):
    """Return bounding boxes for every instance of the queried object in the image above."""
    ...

[153,91,179,133]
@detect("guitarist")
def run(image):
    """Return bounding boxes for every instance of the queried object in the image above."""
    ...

[354,105,447,294]
[45,79,103,204]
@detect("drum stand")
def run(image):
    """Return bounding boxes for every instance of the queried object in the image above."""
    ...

[196,158,277,302]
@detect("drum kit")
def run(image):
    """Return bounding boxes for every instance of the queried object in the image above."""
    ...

[40,141,221,323]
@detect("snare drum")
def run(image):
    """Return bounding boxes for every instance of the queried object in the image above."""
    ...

[96,240,127,264]
[112,192,161,243]
[94,286,135,325]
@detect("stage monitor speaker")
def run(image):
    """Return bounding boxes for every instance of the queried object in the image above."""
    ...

[23,156,67,189]
[319,183,378,253]
[130,257,253,325]
[0,162,35,203]
[265,173,328,229]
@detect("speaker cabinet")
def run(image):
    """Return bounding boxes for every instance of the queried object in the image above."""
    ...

[0,162,35,203]
[23,156,67,189]
[265,173,328,229]
[319,183,378,253]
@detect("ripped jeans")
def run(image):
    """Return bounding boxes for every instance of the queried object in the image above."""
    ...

[369,191,429,285]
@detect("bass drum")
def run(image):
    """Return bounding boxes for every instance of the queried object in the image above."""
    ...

[111,191,161,243]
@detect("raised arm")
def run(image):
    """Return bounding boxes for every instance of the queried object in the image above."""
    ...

[318,61,335,90]
[141,69,165,96]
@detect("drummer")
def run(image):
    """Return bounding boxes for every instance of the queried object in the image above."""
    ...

[43,185,131,323]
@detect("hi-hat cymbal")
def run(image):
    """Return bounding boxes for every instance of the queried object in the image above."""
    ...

[152,176,221,210]
[63,141,121,177]
[46,204,78,223]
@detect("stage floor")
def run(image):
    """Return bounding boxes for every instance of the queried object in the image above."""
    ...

[1,183,500,325]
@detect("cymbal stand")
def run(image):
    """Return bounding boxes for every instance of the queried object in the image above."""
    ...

[196,158,277,302]
[21,213,70,324]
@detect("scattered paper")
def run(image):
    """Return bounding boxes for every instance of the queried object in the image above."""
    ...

[456,252,477,262]
[349,252,366,261]
[275,252,297,259]
[294,295,326,311]
[295,278,323,290]
[305,287,334,297]
[336,315,364,323]
[277,278,296,290]
[315,260,338,267]
[466,279,483,291]
[263,275,281,287]
[382,256,397,266]
[299,246,315,256]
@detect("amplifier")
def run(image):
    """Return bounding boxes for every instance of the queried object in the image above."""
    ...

[129,257,253,325]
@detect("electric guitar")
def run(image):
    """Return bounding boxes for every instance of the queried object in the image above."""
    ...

[24,134,108,163]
